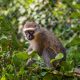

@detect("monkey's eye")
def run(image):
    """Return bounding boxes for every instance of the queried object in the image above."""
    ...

[29,31,34,34]
[24,31,28,34]
[24,30,34,35]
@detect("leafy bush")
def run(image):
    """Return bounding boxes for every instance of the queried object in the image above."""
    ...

[0,0,80,79]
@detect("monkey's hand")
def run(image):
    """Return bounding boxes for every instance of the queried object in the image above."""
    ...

[26,58,36,66]
[27,46,33,55]
[27,50,33,55]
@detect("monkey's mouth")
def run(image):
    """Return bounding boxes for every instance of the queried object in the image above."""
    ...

[27,35,34,40]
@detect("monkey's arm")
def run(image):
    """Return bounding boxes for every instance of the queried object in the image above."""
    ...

[26,45,36,66]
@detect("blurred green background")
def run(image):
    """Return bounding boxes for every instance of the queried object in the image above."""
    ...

[0,0,80,80]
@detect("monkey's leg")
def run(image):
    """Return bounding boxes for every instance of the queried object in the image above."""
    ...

[42,49,53,68]
[42,48,60,69]
[46,48,66,70]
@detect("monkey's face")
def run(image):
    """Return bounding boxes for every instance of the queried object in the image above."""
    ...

[22,22,40,41]
[24,30,35,40]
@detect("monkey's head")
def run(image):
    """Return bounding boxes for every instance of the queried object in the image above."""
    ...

[22,22,40,40]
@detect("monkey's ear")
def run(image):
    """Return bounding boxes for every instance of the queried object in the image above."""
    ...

[22,20,27,26]
[35,24,41,30]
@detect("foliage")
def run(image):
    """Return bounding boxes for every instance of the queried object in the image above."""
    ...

[0,0,80,79]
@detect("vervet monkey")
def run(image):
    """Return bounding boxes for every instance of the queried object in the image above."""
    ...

[22,22,66,68]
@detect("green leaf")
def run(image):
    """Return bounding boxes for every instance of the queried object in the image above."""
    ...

[12,51,28,65]
[1,75,7,80]
[50,53,63,63]
[73,4,80,9]
[18,67,25,75]
[68,35,80,46]
[55,53,64,60]
[43,73,53,80]
[25,0,34,8]
[71,12,80,18]
[13,52,28,60]
[40,72,47,77]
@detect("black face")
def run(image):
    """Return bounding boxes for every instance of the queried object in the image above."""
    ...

[25,30,34,40]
